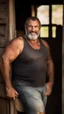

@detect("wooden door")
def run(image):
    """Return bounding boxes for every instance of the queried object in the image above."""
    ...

[0,0,16,113]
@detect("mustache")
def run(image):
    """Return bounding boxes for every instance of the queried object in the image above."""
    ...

[29,31,37,34]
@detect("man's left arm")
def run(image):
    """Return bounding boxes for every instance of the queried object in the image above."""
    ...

[46,56,54,96]
[45,41,55,96]
[42,40,54,96]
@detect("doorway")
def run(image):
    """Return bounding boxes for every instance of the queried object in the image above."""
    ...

[14,2,62,114]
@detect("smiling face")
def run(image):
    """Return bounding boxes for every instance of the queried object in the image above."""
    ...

[25,18,41,40]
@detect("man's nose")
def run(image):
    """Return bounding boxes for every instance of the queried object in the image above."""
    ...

[32,27,35,32]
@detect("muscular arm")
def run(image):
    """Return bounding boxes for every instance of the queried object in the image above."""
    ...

[0,37,24,99]
[46,49,54,96]
[46,43,54,87]
[47,57,54,86]
[42,40,54,96]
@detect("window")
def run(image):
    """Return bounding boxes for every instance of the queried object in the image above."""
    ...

[40,26,49,37]
[52,5,63,25]
[37,5,49,25]
[36,5,63,38]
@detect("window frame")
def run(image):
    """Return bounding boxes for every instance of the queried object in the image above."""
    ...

[31,5,63,38]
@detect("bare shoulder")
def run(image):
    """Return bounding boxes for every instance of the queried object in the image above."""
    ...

[8,36,24,47]
[2,37,24,62]
[5,36,24,52]
[41,39,50,49]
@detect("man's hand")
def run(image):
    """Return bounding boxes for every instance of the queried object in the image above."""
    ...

[45,82,53,96]
[6,86,19,100]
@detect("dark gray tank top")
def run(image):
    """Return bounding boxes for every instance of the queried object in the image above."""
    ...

[12,37,48,87]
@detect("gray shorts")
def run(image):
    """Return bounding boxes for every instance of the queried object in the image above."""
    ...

[13,81,47,114]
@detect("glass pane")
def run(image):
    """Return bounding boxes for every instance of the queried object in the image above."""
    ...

[40,26,49,37]
[37,5,49,24]
[52,26,56,38]
[52,5,63,25]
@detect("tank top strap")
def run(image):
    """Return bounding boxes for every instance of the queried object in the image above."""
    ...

[38,38,44,47]
[38,38,46,49]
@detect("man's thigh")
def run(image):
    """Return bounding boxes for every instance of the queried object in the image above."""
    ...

[14,85,45,112]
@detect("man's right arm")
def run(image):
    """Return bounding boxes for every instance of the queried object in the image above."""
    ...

[0,37,24,100]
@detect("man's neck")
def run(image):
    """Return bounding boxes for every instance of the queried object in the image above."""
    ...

[27,37,39,44]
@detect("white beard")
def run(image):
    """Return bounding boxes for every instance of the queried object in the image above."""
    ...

[26,31,40,40]
[27,33,39,40]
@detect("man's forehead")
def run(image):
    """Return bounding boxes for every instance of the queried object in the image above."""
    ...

[28,20,39,25]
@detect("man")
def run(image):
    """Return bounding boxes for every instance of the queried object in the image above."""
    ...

[0,16,54,114]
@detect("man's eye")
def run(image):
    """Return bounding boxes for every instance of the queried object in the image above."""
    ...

[28,25,32,27]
